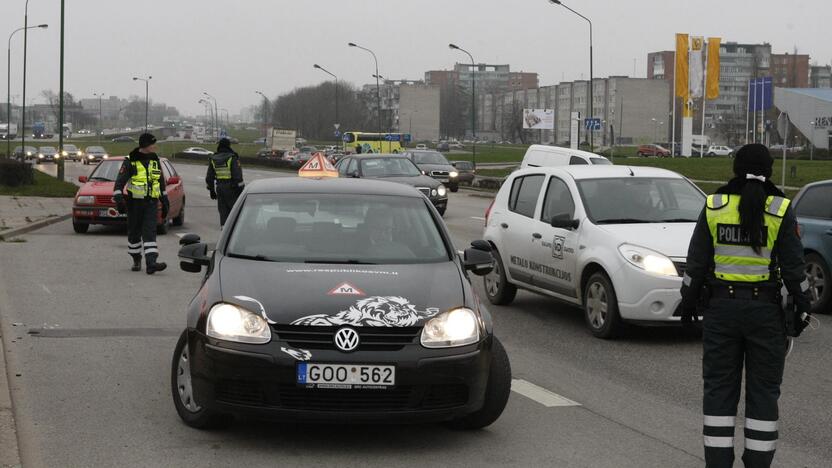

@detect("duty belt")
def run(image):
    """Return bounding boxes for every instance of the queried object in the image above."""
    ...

[710,284,780,303]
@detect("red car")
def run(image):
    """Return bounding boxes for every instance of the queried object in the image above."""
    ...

[637,144,671,157]
[71,156,185,234]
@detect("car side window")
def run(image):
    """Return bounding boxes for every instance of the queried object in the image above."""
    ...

[337,158,350,176]
[509,174,545,218]
[164,161,177,177]
[346,158,359,176]
[569,156,589,165]
[160,161,171,180]
[795,184,832,219]
[541,177,576,223]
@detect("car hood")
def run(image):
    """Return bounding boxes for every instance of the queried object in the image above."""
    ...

[415,163,455,172]
[594,223,695,258]
[218,258,464,326]
[77,180,115,196]
[370,175,440,188]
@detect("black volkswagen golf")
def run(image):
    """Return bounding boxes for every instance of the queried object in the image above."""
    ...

[172,177,510,429]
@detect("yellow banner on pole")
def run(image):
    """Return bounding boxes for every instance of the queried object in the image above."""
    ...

[706,37,721,100]
[675,33,690,117]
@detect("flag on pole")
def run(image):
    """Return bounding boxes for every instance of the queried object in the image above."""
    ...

[689,36,705,99]
[706,37,721,100]
[675,33,689,101]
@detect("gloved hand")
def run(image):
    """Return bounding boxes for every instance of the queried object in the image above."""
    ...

[793,294,812,337]
[681,306,700,328]
[161,196,170,219]
[113,193,127,214]
[209,189,217,200]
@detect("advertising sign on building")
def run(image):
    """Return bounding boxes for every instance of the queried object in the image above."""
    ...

[522,109,555,130]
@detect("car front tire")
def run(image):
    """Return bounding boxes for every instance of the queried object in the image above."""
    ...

[449,184,459,193]
[583,272,622,339]
[171,330,233,430]
[446,337,511,430]
[805,252,831,315]
[172,200,185,227]
[72,221,89,234]
[484,248,517,305]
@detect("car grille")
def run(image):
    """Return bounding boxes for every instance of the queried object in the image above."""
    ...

[416,187,431,197]
[214,381,469,411]
[430,171,449,177]
[272,325,421,351]
[95,195,115,205]
[673,261,687,278]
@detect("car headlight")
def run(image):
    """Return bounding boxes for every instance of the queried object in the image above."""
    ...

[206,303,271,344]
[75,195,95,205]
[449,171,459,178]
[421,308,481,348]
[38,154,44,158]
[87,155,94,159]
[103,154,109,159]
[62,151,68,156]
[437,185,447,197]
[26,151,32,156]
[77,151,83,156]
[618,244,678,277]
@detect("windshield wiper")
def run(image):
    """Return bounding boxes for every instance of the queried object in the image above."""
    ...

[305,259,377,265]
[594,218,652,224]
[657,218,698,223]
[227,253,274,262]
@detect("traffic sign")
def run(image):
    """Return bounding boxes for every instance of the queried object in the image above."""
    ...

[334,130,341,137]
[334,123,340,130]
[298,153,338,178]
[584,118,602,131]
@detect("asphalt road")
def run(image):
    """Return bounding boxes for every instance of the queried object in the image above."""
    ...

[0,161,829,467]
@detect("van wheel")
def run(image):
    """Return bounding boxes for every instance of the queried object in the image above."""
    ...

[583,272,622,339]
[484,248,517,305]
[805,253,831,315]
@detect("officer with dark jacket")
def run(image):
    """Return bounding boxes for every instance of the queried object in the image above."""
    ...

[206,138,244,226]
[113,133,169,274]
[681,144,812,468]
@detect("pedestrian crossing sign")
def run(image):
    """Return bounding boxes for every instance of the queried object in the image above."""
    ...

[298,152,339,178]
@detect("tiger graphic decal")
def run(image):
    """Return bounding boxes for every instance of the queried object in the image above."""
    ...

[291,296,440,327]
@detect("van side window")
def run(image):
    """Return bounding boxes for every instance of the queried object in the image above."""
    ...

[509,175,545,218]
[541,177,575,223]
[569,156,589,165]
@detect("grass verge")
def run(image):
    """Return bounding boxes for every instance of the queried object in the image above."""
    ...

[0,170,78,197]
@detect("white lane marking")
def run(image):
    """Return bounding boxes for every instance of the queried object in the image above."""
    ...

[511,379,581,407]
[470,216,485,221]
[175,233,185,238]
[41,284,52,295]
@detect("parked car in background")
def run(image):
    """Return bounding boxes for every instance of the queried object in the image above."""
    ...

[436,141,450,152]
[253,137,267,145]
[636,144,671,157]
[706,145,734,157]
[13,145,37,160]
[83,146,108,165]
[112,136,135,143]
[62,144,83,161]
[403,150,460,192]
[182,147,213,156]
[415,143,428,150]
[37,146,59,163]
[792,180,832,315]
[450,160,476,185]
[256,148,278,159]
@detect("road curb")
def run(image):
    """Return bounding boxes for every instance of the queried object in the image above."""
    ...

[0,323,21,467]
[0,214,71,241]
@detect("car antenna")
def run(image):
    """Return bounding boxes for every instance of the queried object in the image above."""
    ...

[627,166,634,176]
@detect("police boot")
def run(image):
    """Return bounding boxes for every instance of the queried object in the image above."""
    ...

[131,255,142,272]
[145,254,167,275]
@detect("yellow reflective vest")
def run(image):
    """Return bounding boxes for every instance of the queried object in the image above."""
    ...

[705,194,790,282]
[211,157,232,180]
[128,159,162,199]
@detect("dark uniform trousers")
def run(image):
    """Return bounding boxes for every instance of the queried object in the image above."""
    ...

[216,182,240,226]
[126,198,160,265]
[703,298,786,468]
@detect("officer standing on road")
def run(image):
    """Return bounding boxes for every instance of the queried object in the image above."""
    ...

[680,144,812,468]
[206,137,244,226]
[113,133,169,274]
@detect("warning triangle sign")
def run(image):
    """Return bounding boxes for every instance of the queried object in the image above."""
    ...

[298,152,339,178]
[327,282,365,296]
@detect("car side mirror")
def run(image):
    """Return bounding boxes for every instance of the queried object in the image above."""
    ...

[551,217,579,230]
[464,241,494,276]
[179,233,201,246]
[179,242,210,273]
[78,175,88,183]
[167,175,180,185]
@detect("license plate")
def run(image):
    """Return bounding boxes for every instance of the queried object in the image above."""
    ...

[99,208,124,218]
[296,363,395,389]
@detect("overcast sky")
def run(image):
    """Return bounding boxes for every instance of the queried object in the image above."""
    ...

[3,0,829,117]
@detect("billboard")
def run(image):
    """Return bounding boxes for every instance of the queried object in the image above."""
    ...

[523,108,555,130]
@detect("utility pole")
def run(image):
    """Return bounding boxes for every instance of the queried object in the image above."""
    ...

[132,76,152,132]
[57,0,65,181]
[449,43,477,170]
[7,24,46,158]
[348,42,382,135]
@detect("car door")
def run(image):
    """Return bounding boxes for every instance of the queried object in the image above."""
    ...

[529,175,580,299]
[499,173,546,286]
[162,161,183,216]
[795,182,832,266]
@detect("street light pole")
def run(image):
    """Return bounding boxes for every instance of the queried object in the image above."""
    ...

[348,42,382,135]
[203,92,218,139]
[313,64,339,141]
[132,76,151,132]
[255,91,271,148]
[57,0,65,181]
[93,92,103,146]
[550,0,593,151]
[7,24,46,158]
[449,43,477,170]
[22,0,31,157]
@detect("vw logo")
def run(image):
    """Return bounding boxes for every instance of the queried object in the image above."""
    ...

[334,327,360,352]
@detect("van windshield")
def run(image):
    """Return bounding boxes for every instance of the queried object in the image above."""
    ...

[577,177,705,224]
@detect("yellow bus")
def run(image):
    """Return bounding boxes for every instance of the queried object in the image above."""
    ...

[342,132,410,154]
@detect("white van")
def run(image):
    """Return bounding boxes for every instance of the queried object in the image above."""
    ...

[520,145,611,168]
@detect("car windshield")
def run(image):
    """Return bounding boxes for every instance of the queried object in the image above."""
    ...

[411,152,449,165]
[40,147,56,153]
[227,194,450,264]
[89,160,123,181]
[64,145,78,151]
[86,146,105,153]
[577,177,705,224]
[360,158,421,177]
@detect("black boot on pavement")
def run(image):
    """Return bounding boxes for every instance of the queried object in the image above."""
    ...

[146,262,167,275]
[131,255,142,272]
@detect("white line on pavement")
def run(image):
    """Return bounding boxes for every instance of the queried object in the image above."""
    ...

[511,379,581,407]
[175,233,185,238]
[470,216,486,221]
[41,284,52,295]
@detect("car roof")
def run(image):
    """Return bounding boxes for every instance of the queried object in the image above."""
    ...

[99,156,170,162]
[246,177,424,198]
[347,153,408,158]
[526,144,602,159]
[512,164,684,181]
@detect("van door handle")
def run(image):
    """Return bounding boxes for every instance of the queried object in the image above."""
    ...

[500,223,509,229]
[532,233,542,239]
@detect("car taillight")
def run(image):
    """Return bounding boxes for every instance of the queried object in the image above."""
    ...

[484,200,495,227]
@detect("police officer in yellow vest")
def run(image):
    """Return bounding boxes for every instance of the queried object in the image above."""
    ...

[681,144,812,468]
[205,137,244,226]
[113,133,169,274]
